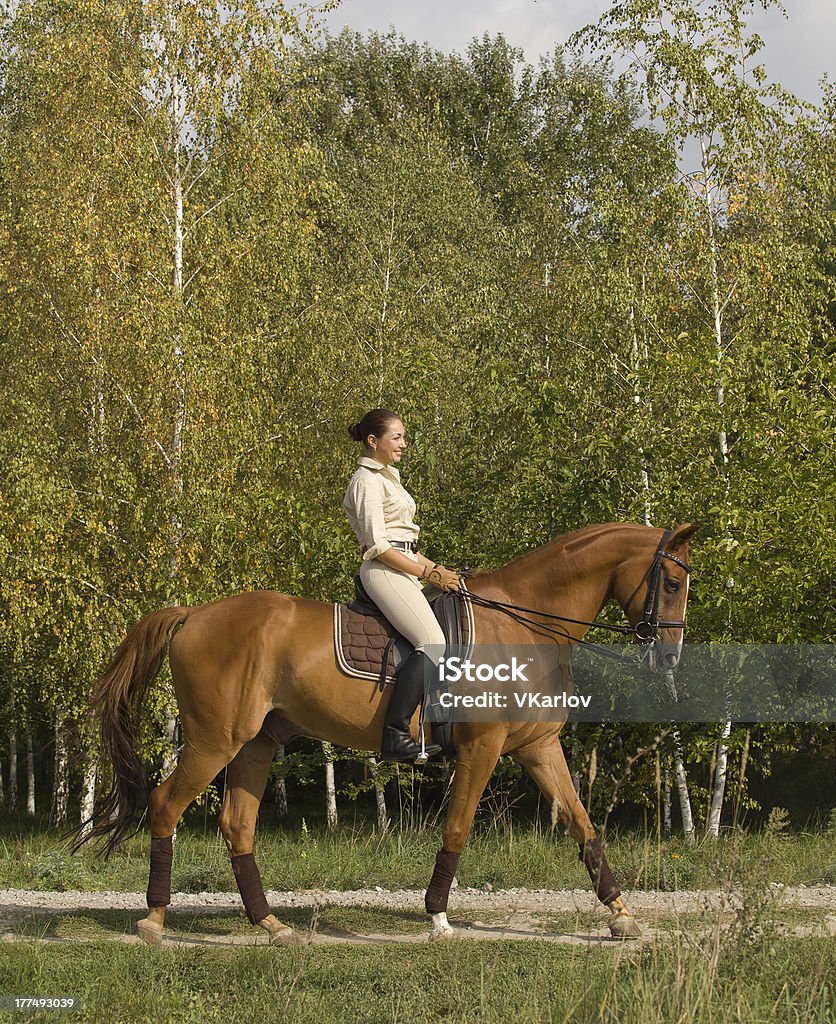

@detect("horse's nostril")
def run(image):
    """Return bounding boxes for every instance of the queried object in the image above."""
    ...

[664,652,678,667]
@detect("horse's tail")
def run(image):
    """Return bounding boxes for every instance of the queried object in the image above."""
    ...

[71,606,190,856]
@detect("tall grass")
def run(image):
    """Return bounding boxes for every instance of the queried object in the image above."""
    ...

[1,811,834,1023]
[0,934,833,1023]
[0,808,834,894]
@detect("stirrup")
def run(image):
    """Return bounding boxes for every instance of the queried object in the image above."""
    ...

[380,728,441,763]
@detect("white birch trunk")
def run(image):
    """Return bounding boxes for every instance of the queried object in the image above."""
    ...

[368,757,389,834]
[663,763,672,836]
[322,743,337,831]
[24,725,35,815]
[701,137,734,838]
[376,192,396,405]
[274,744,288,818]
[162,712,178,780]
[79,754,97,839]
[8,728,17,811]
[706,721,732,838]
[80,285,104,843]
[629,276,652,527]
[701,138,733,544]
[169,94,185,582]
[163,11,187,782]
[672,736,695,845]
[664,670,694,844]
[49,707,69,828]
[587,744,597,802]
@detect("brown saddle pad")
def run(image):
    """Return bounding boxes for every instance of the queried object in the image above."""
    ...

[333,586,474,684]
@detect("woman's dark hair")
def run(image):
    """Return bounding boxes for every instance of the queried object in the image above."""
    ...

[348,408,400,445]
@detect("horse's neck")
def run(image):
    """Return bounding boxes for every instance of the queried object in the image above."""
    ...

[471,526,627,639]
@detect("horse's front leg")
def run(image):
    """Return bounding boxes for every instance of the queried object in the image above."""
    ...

[425,729,507,940]
[515,736,641,939]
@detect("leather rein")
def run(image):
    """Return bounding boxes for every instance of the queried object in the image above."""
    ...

[461,530,692,666]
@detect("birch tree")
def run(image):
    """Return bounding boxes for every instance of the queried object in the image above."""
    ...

[322,742,338,831]
[130,0,319,770]
[573,0,825,836]
[0,9,830,826]
[1,0,330,816]
[2,0,167,815]
[24,725,35,816]
[7,729,17,812]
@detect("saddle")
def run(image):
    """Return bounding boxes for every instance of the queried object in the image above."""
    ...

[333,576,475,757]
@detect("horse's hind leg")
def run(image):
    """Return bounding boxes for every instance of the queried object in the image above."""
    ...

[218,731,296,944]
[138,741,238,945]
[514,737,641,939]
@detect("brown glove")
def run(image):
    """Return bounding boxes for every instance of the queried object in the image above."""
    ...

[422,563,460,592]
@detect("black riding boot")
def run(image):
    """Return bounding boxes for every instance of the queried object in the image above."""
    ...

[380,650,442,762]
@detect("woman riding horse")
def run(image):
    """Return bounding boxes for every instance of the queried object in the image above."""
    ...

[74,486,696,945]
[343,407,460,761]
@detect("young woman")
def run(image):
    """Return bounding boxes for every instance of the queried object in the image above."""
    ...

[344,408,460,761]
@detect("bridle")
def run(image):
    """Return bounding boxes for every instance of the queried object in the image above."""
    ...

[462,529,692,664]
[623,529,692,644]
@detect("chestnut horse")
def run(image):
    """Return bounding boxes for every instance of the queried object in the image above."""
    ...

[76,521,696,944]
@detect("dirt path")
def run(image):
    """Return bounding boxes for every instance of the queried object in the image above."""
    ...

[2,884,835,913]
[1,886,834,948]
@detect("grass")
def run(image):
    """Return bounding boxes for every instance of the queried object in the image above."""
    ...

[1,815,834,1023]
[0,809,834,894]
[0,935,833,1023]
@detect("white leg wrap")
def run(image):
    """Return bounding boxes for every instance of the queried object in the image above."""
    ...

[430,912,454,938]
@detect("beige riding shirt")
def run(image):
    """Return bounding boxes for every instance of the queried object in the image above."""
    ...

[343,456,420,561]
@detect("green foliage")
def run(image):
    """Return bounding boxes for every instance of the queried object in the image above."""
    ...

[0,2,832,826]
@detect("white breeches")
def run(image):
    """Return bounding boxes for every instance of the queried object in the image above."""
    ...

[359,554,446,666]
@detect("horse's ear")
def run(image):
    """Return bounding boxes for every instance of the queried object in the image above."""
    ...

[668,523,698,552]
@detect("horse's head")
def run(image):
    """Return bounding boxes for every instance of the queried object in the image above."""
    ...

[612,523,697,673]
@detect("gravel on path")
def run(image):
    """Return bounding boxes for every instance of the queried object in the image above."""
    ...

[1,885,834,914]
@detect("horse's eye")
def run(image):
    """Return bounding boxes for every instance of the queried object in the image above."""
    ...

[664,578,680,593]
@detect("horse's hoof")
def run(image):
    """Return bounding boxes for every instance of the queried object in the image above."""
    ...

[137,918,165,946]
[429,926,457,942]
[267,926,299,946]
[608,912,642,940]
[259,916,299,946]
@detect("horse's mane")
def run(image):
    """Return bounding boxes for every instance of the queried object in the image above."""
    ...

[463,522,649,580]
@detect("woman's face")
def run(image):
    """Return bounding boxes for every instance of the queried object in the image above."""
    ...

[368,419,406,466]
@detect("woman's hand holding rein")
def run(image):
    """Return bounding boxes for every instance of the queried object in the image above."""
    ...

[420,563,461,592]
[374,549,460,592]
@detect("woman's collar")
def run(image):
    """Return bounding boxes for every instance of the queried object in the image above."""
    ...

[359,456,399,478]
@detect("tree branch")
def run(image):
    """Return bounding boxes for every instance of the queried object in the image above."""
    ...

[42,290,173,472]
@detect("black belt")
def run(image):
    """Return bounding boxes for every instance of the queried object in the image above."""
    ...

[390,540,419,553]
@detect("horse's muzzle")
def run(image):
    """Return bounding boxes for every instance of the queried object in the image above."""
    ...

[650,641,683,673]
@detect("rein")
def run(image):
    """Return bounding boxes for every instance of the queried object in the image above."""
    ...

[462,530,692,666]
